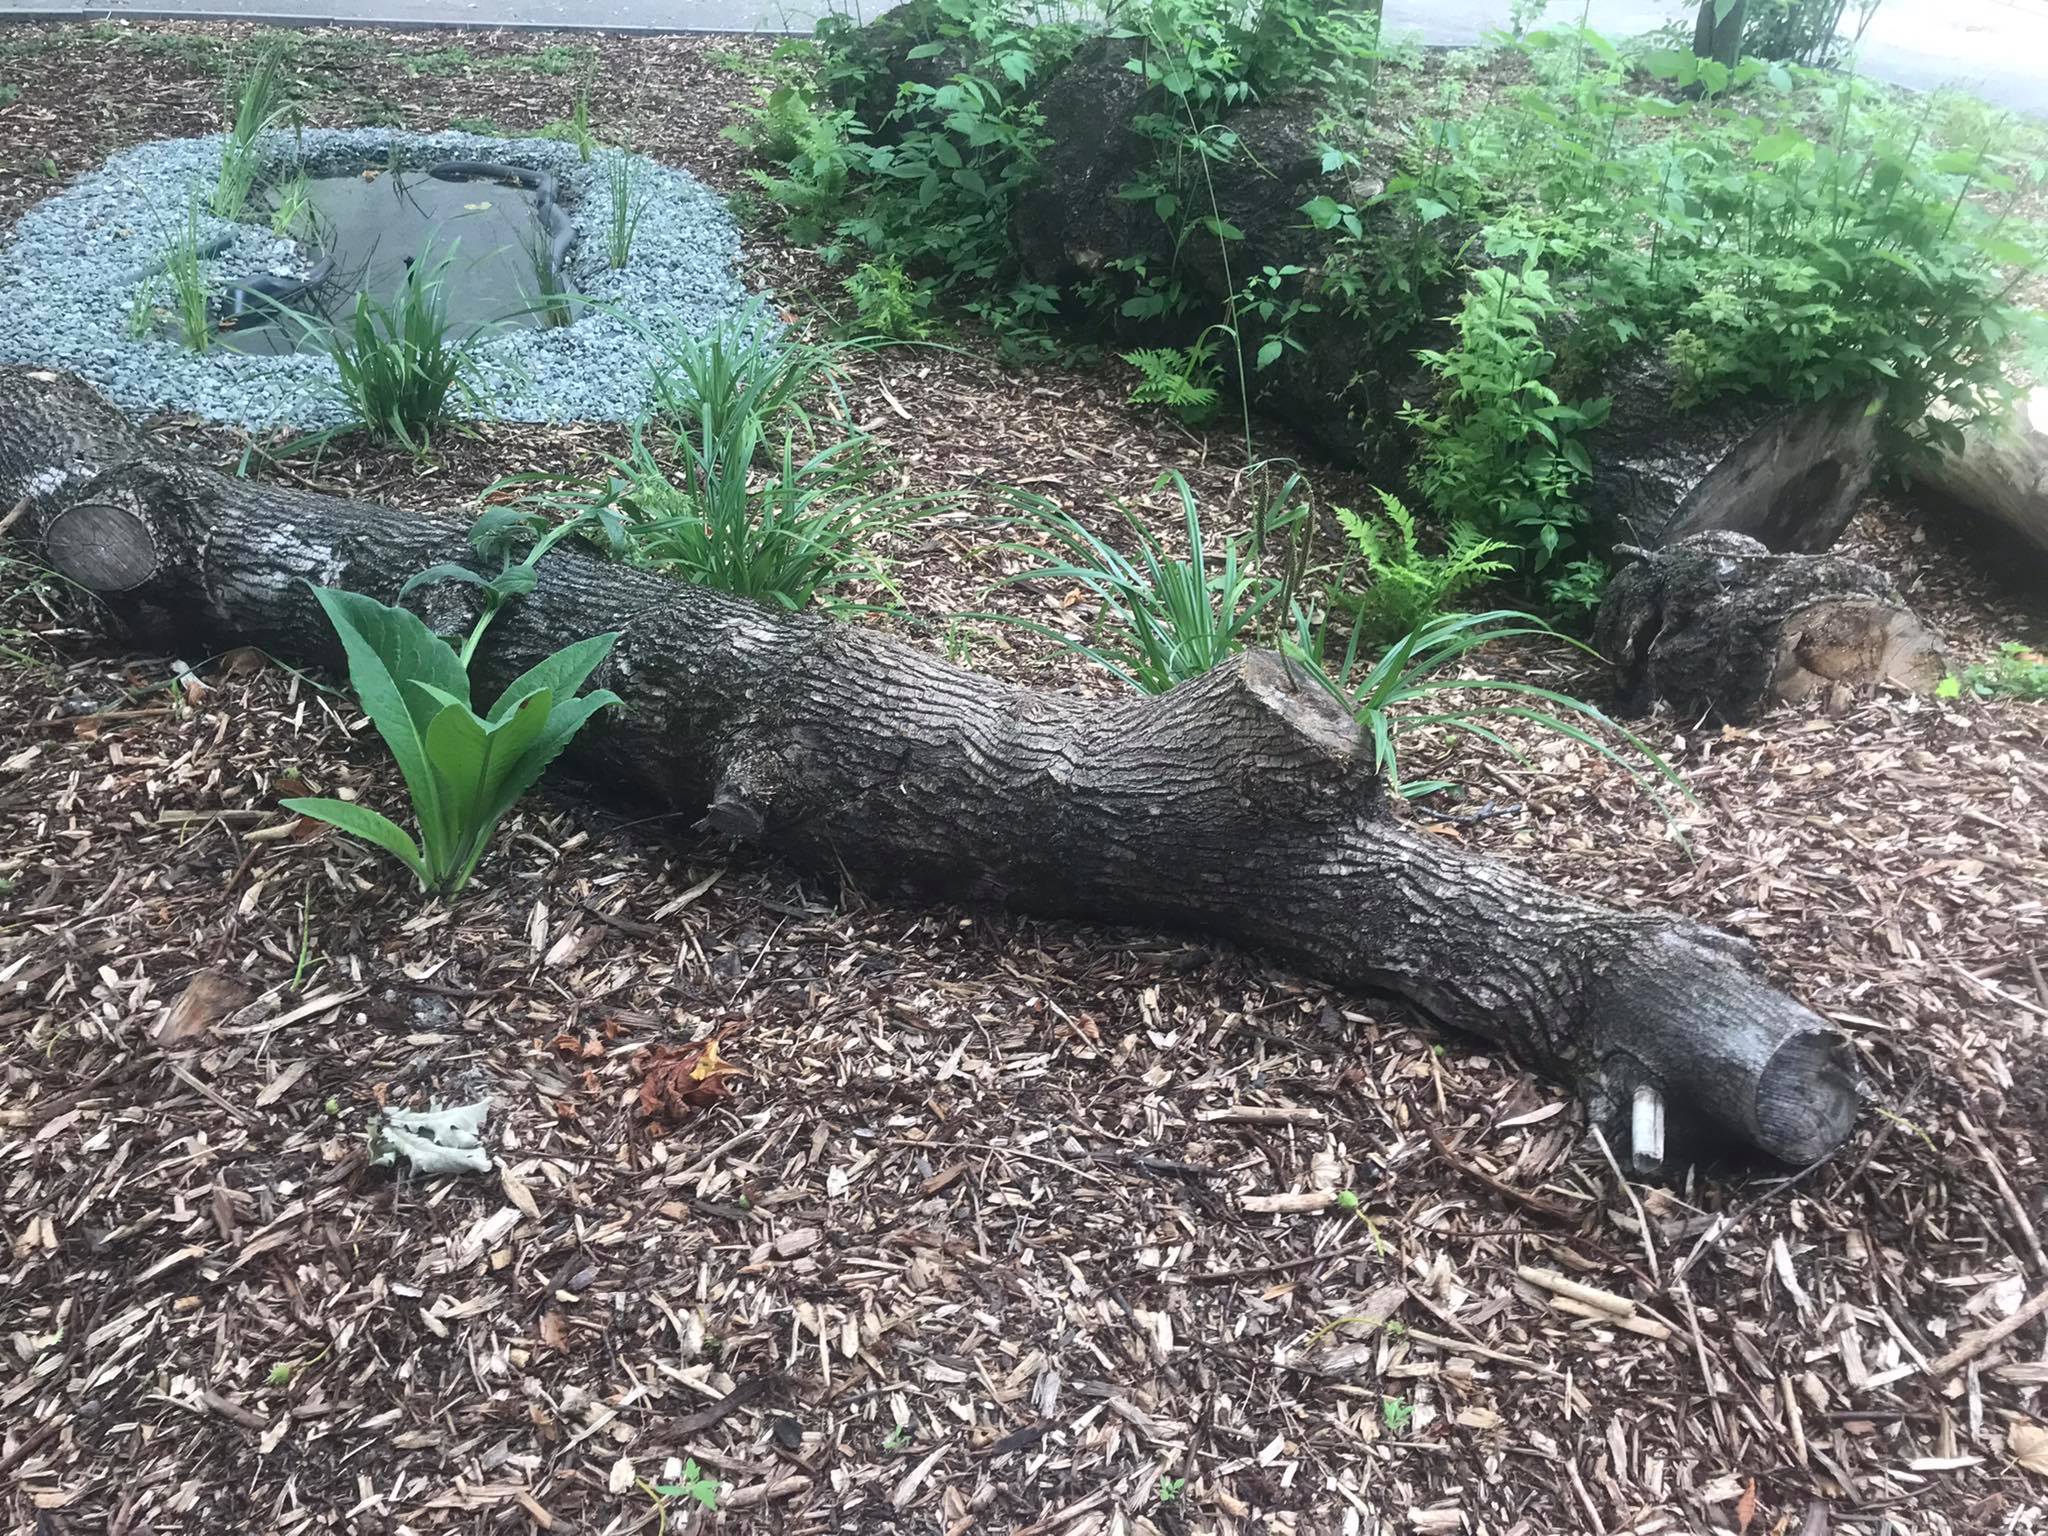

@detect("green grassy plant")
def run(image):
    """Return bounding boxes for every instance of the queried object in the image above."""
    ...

[269,170,314,239]
[541,66,598,160]
[604,149,647,269]
[214,46,286,219]
[1285,607,1682,802]
[160,198,214,352]
[519,310,914,611]
[528,232,574,328]
[317,246,481,450]
[981,471,1285,694]
[599,421,910,610]
[647,304,829,448]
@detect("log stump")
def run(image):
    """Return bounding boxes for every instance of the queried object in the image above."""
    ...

[1597,531,1947,724]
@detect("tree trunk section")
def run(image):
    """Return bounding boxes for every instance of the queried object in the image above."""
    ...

[1585,360,1878,555]
[1912,386,2048,574]
[1597,532,1946,724]
[0,367,1859,1169]
[1694,0,1747,67]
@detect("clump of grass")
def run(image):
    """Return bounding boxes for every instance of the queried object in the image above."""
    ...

[214,46,286,219]
[647,303,823,447]
[527,233,574,328]
[604,150,646,270]
[541,66,597,160]
[1285,607,1683,804]
[319,245,481,452]
[600,422,910,610]
[982,472,1284,694]
[160,198,213,352]
[526,313,914,611]
[269,170,313,239]
[125,270,163,340]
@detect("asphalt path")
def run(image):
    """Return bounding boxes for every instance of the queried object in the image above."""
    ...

[0,0,2042,114]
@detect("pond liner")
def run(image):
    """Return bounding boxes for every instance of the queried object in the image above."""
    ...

[427,160,578,275]
[217,158,576,340]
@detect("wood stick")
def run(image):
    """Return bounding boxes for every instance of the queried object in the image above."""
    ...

[1957,1113,2048,1276]
[1926,1281,2048,1378]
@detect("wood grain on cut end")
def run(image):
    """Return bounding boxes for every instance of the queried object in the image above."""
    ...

[44,501,158,592]
[1755,1028,1862,1166]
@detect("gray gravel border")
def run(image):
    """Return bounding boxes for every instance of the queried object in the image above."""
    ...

[0,128,761,430]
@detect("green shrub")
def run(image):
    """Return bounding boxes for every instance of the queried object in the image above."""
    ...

[842,257,932,339]
[1384,30,2045,578]
[283,585,620,894]
[1335,489,1512,647]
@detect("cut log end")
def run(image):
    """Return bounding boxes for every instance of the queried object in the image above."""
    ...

[44,500,158,592]
[1756,1027,1862,1166]
[1772,597,1947,703]
[1589,927,1860,1165]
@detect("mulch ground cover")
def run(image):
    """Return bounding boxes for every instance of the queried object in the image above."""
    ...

[3,20,2048,1536]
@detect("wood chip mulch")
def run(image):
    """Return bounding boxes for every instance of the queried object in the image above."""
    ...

[4,21,2048,1536]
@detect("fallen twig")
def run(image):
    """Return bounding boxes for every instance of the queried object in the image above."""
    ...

[1926,1280,2048,1378]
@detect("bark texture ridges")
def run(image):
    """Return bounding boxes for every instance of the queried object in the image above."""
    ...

[0,367,1858,1168]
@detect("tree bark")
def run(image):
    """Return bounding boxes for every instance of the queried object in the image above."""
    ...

[1694,0,1748,68]
[1911,386,2048,574]
[1597,532,1946,724]
[0,366,1860,1169]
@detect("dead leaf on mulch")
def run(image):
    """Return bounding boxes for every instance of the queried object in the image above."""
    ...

[636,1038,739,1120]
[2011,1421,2048,1476]
[154,969,254,1046]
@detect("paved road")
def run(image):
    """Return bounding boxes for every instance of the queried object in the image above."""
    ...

[1,0,2043,114]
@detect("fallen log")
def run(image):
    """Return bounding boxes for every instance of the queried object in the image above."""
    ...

[1912,385,2048,573]
[1597,532,1947,724]
[0,367,1859,1169]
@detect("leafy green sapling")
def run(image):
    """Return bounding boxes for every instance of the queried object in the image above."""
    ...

[282,508,623,894]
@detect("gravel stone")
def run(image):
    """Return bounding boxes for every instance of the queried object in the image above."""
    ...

[0,129,761,430]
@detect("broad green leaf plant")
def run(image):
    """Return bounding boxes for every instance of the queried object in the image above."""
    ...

[283,513,623,894]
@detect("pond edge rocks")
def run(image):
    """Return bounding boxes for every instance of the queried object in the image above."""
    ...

[0,128,760,431]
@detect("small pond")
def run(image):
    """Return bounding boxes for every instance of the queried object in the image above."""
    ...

[221,160,574,355]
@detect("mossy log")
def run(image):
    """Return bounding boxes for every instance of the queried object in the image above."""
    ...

[0,367,1859,1170]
